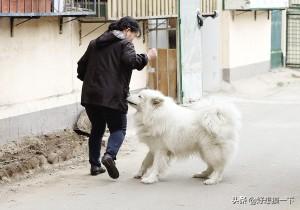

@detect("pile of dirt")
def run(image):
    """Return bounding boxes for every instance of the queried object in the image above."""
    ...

[0,129,93,183]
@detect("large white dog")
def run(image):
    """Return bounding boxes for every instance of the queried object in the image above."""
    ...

[127,89,241,185]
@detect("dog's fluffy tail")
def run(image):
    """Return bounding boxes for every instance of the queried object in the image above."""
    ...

[200,103,241,139]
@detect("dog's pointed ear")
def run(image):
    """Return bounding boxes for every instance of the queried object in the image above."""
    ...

[152,97,164,107]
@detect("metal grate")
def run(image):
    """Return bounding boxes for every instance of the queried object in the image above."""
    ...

[0,0,97,17]
[286,13,300,67]
[107,0,177,20]
[290,0,300,8]
[201,0,217,15]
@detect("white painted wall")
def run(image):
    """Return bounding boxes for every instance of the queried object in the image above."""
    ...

[201,0,223,92]
[228,12,271,68]
[180,0,203,103]
[0,18,148,120]
[221,11,271,70]
[224,0,289,10]
[221,11,231,70]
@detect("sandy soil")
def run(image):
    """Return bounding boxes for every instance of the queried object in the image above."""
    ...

[0,130,89,183]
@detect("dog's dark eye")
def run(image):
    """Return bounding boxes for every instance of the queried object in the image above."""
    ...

[138,95,142,98]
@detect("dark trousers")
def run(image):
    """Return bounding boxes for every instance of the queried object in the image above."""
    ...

[85,105,127,167]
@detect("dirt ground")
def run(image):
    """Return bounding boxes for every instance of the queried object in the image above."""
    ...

[0,127,137,184]
[0,130,89,183]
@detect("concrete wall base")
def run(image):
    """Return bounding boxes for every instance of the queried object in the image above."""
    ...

[0,103,84,145]
[223,61,270,82]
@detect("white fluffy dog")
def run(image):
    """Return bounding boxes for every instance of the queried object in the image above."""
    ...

[127,89,241,185]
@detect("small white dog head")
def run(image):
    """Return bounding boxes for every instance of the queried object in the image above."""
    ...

[127,89,165,113]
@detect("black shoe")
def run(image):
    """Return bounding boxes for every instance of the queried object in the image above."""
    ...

[101,154,119,179]
[90,166,106,176]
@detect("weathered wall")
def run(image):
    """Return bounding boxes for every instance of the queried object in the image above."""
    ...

[180,0,203,103]
[0,17,148,144]
[201,0,222,92]
[221,11,272,81]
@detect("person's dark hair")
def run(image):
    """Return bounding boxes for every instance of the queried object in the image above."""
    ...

[108,16,141,37]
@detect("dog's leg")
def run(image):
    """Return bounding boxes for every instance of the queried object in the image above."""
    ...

[141,150,168,184]
[134,151,153,179]
[200,146,228,185]
[193,166,213,179]
[203,168,224,185]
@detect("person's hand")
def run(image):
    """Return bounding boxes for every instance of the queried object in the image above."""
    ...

[147,48,158,61]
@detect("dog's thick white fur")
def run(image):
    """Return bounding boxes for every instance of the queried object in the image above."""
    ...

[127,89,241,185]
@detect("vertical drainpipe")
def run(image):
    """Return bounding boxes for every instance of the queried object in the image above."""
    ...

[177,0,183,104]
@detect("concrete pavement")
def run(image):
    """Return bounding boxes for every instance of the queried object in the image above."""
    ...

[0,70,300,210]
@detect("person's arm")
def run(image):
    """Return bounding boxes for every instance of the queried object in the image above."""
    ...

[121,41,148,71]
[77,41,92,81]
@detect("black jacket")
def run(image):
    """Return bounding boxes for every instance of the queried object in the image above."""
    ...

[77,31,148,113]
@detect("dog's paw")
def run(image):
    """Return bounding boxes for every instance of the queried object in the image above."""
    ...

[203,179,218,185]
[193,173,208,179]
[133,171,145,179]
[133,174,143,179]
[141,176,158,184]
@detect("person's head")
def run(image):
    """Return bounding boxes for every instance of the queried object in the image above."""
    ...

[108,16,141,42]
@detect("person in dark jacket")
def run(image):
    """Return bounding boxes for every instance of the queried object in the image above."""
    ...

[77,16,157,179]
